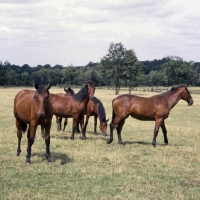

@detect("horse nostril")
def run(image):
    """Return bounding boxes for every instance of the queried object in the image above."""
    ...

[38,112,45,118]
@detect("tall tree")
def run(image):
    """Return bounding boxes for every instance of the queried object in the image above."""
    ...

[100,42,138,94]
[121,49,140,94]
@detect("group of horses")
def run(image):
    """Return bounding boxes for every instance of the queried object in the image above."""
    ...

[13,82,193,164]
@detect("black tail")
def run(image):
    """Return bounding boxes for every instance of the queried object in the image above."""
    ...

[21,121,27,133]
[111,99,116,124]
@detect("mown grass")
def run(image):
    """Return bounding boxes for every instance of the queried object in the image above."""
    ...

[0,86,199,200]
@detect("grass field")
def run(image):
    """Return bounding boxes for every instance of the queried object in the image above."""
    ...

[0,86,199,200]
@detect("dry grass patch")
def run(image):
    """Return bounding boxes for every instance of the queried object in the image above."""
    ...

[0,87,199,200]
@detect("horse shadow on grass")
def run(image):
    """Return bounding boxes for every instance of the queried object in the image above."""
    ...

[32,151,73,165]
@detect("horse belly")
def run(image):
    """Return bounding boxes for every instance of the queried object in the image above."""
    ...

[130,113,155,121]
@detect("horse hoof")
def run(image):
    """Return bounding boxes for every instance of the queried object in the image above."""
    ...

[106,140,112,144]
[70,137,74,140]
[26,161,31,165]
[81,137,86,140]
[102,133,107,136]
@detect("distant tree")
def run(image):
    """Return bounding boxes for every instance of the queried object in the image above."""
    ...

[121,49,140,94]
[100,42,138,94]
[162,56,195,85]
[61,65,79,85]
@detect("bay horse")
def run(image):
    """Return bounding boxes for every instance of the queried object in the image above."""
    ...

[63,97,109,136]
[55,87,75,131]
[14,83,53,164]
[49,82,96,140]
[107,85,193,147]
[57,88,109,136]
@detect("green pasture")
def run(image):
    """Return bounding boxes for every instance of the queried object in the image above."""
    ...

[0,86,199,200]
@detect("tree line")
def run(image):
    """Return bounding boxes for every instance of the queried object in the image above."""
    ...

[1,42,199,94]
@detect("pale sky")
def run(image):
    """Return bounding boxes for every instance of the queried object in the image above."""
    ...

[0,0,199,67]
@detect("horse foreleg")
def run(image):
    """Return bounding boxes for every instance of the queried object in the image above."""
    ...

[152,118,163,147]
[116,119,125,144]
[63,118,68,131]
[161,121,168,145]
[94,115,97,134]
[44,121,52,163]
[26,123,36,164]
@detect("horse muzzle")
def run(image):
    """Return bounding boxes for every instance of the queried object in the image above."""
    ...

[37,112,45,118]
[89,95,94,100]
[188,100,194,106]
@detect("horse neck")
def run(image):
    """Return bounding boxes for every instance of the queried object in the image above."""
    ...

[163,89,184,109]
[97,102,106,123]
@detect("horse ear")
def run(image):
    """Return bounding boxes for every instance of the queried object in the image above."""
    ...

[64,88,67,92]
[46,83,51,90]
[35,83,39,89]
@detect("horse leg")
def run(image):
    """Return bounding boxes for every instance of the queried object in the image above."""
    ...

[94,115,97,134]
[107,116,122,144]
[63,118,68,131]
[84,114,89,134]
[44,121,52,163]
[56,116,62,131]
[161,121,168,145]
[152,118,163,147]
[41,126,45,139]
[70,115,78,140]
[16,118,22,156]
[26,122,36,164]
[116,119,125,144]
[79,115,86,139]
[76,119,81,133]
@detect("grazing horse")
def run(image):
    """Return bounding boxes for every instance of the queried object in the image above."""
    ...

[107,85,193,147]
[14,83,53,164]
[50,82,96,140]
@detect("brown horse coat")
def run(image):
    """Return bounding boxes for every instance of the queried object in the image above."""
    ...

[107,85,193,146]
[14,83,53,163]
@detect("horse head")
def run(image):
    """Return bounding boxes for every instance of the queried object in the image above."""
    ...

[34,83,51,118]
[86,81,96,100]
[180,85,193,106]
[64,87,75,95]
[99,118,109,136]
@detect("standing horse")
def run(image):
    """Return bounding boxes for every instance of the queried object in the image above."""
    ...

[56,87,75,131]
[50,82,96,140]
[58,87,109,136]
[14,83,53,164]
[62,97,109,136]
[107,85,193,147]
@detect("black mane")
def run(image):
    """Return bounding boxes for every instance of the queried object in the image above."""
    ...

[72,85,88,102]
[160,85,185,96]
[92,97,107,123]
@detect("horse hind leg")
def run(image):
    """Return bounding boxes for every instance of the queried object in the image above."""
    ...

[116,119,125,144]
[16,119,27,156]
[152,118,163,147]
[63,118,68,131]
